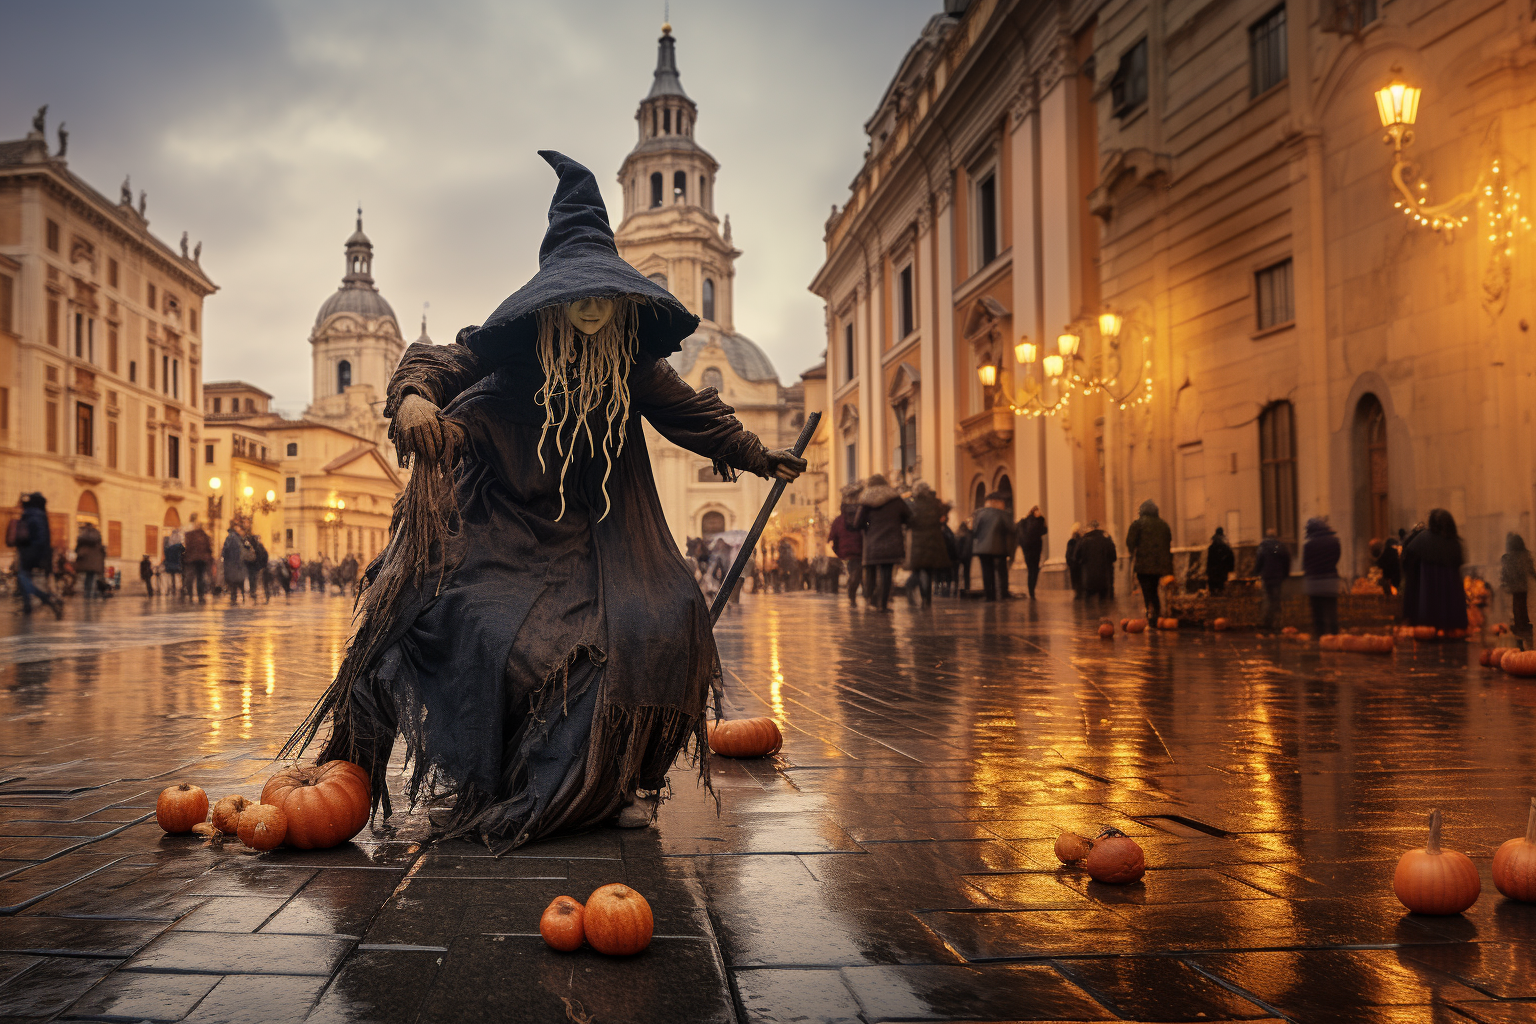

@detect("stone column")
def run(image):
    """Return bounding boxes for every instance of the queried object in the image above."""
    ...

[917,204,939,488]
[935,178,959,506]
[1010,79,1044,522]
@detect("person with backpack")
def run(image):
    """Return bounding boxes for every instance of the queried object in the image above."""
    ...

[222,523,248,606]
[8,494,62,618]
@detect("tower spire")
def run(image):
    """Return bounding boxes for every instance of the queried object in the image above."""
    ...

[647,21,690,101]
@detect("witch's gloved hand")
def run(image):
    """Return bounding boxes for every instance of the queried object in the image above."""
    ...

[764,449,808,483]
[393,393,446,466]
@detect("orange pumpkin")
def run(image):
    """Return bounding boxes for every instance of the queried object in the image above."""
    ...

[1412,625,1438,642]
[1159,575,1176,587]
[1319,635,1341,651]
[261,760,371,850]
[237,803,288,852]
[1281,626,1299,636]
[1054,830,1092,864]
[1123,618,1147,634]
[1097,622,1115,639]
[1083,827,1145,884]
[1362,635,1395,654]
[1156,617,1179,631]
[1394,808,1480,915]
[1439,628,1468,641]
[539,895,586,952]
[211,794,252,835]
[1213,617,1229,632]
[1481,647,1515,668]
[706,717,783,758]
[1492,797,1536,903]
[584,883,653,956]
[1502,651,1536,678]
[156,783,209,834]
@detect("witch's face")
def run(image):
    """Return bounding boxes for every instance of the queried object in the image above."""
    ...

[566,297,615,336]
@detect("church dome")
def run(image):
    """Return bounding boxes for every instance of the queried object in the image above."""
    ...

[668,321,778,383]
[314,209,398,329]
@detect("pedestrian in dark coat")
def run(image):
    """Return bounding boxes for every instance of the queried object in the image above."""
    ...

[222,525,248,605]
[1399,522,1426,623]
[183,519,213,602]
[10,494,61,617]
[827,481,864,606]
[1302,516,1342,637]
[1017,506,1047,599]
[1375,536,1401,594]
[163,529,185,599]
[1254,529,1291,630]
[139,554,155,596]
[1501,533,1536,636]
[903,482,951,608]
[75,523,106,601]
[1064,523,1083,598]
[971,493,1014,602]
[1206,527,1235,594]
[954,521,973,595]
[851,474,911,612]
[1125,499,1173,620]
[1405,509,1467,631]
[1073,521,1117,604]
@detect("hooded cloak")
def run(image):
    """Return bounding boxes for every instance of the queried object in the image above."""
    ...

[283,152,773,851]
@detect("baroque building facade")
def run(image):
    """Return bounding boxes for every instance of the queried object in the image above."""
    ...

[616,26,813,554]
[0,111,215,576]
[810,0,1534,584]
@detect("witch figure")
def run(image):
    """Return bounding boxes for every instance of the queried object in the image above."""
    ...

[282,152,805,849]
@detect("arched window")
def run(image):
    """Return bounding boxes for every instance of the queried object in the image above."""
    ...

[973,481,987,512]
[648,272,668,291]
[673,171,687,203]
[701,366,724,391]
[702,278,715,322]
[650,172,663,208]
[337,360,351,394]
[995,474,1013,515]
[162,507,180,528]
[1259,400,1298,544]
[697,464,728,482]
[663,108,672,134]
[699,175,707,210]
[286,442,298,457]
[1355,394,1389,546]
[701,511,726,535]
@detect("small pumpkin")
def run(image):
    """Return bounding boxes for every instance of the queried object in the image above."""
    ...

[707,717,784,758]
[1439,628,1468,641]
[1157,617,1179,631]
[1481,647,1512,668]
[1319,635,1341,651]
[1097,622,1115,639]
[156,783,209,834]
[1502,651,1536,678]
[1054,830,1092,864]
[1363,635,1395,654]
[1412,625,1438,642]
[1281,626,1299,636]
[1213,617,1229,632]
[1083,827,1145,884]
[261,760,371,850]
[584,883,653,956]
[1492,797,1536,903]
[1123,618,1147,634]
[211,795,253,835]
[237,803,288,852]
[1394,808,1480,915]
[539,895,586,952]
[1159,575,1176,587]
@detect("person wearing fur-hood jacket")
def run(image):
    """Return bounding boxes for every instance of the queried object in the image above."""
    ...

[850,474,911,611]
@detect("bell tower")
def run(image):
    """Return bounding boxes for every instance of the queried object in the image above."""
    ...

[616,24,739,330]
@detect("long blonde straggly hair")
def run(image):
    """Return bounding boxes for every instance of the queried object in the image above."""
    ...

[534,297,643,521]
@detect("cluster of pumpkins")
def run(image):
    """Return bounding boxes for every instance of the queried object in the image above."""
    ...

[1095,618,1182,639]
[538,885,654,956]
[154,760,371,853]
[1481,647,1536,677]
[1053,826,1146,883]
[1318,634,1396,654]
[1395,803,1536,914]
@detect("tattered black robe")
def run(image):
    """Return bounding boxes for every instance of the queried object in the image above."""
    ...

[293,338,770,850]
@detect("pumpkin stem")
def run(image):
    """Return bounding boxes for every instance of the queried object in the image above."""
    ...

[1427,807,1442,854]
[1526,797,1536,846]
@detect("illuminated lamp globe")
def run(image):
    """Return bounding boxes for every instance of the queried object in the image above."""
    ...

[1098,311,1123,339]
[1375,81,1420,128]
[209,477,222,490]
[1043,354,1065,378]
[1015,340,1038,364]
[977,363,998,387]
[265,490,276,502]
[243,486,254,498]
[1057,332,1081,358]
[337,500,346,510]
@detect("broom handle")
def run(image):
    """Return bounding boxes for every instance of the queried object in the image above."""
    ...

[709,411,821,626]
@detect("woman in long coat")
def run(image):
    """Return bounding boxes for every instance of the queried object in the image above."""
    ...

[903,481,951,608]
[283,153,804,850]
[1405,509,1467,631]
[850,474,911,612]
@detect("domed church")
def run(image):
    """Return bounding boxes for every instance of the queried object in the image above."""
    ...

[616,24,801,552]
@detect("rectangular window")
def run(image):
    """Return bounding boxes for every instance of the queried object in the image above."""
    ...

[108,258,119,289]
[46,219,60,252]
[129,360,137,383]
[845,441,858,482]
[76,403,94,457]
[146,433,155,477]
[844,322,855,383]
[286,442,298,457]
[147,282,157,309]
[285,528,294,548]
[107,328,118,373]
[1322,0,1376,32]
[0,274,12,333]
[977,172,998,267]
[898,263,914,339]
[1255,258,1294,331]
[146,525,159,557]
[167,435,180,479]
[1251,5,1288,97]
[47,298,58,347]
[46,401,58,453]
[75,312,84,358]
[204,443,215,464]
[1111,38,1149,117]
[161,355,168,394]
[107,520,122,558]
[1259,401,1298,544]
[286,476,296,493]
[172,358,179,399]
[0,387,8,430]
[87,318,95,363]
[108,421,118,469]
[189,309,198,334]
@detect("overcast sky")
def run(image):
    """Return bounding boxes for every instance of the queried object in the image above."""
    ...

[1,0,940,414]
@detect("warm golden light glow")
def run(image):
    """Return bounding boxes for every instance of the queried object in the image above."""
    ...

[1015,339,1037,364]
[1057,333,1080,358]
[977,363,998,387]
[337,500,346,510]
[209,477,221,490]
[1098,311,1123,338]
[265,490,276,502]
[243,486,254,498]
[1375,81,1420,128]
[1043,354,1065,378]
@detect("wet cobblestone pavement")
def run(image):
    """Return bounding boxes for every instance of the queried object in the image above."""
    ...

[1,590,1534,1022]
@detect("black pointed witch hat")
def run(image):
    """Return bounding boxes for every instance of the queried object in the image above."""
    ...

[466,151,698,364]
